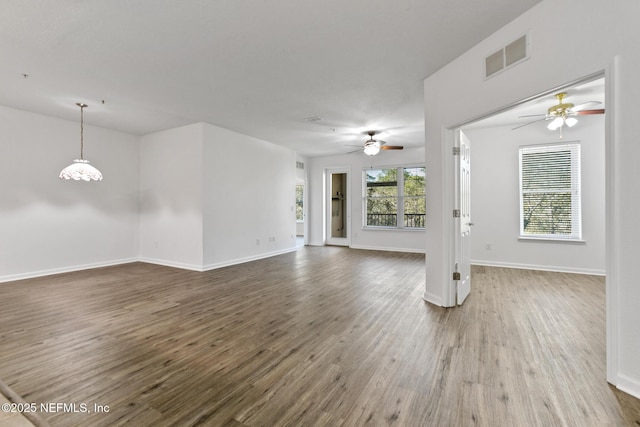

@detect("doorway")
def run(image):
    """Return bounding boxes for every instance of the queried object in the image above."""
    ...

[326,170,350,246]
[295,180,305,248]
[451,76,606,309]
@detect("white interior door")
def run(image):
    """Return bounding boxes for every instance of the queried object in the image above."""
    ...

[455,130,472,304]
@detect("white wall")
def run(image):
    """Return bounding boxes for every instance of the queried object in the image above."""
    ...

[202,123,297,269]
[0,106,139,282]
[2,114,297,278]
[423,0,640,398]
[139,123,204,270]
[466,115,605,274]
[139,122,297,271]
[307,147,426,252]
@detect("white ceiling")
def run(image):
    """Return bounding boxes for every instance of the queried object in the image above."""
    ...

[1,0,542,157]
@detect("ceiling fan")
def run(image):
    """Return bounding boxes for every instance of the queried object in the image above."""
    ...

[349,130,404,156]
[512,92,605,131]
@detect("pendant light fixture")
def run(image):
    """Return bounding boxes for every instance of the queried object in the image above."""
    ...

[59,103,103,181]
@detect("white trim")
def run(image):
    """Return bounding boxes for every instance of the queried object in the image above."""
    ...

[350,244,425,254]
[422,290,443,306]
[0,258,138,284]
[325,167,351,247]
[616,374,640,400]
[203,247,297,271]
[518,237,586,244]
[138,257,203,272]
[362,226,425,232]
[303,166,309,246]
[471,260,605,276]
[1,247,300,284]
[518,142,582,240]
[443,127,457,307]
[362,164,426,230]
[604,61,618,386]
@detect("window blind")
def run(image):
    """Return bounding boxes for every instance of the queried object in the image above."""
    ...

[519,143,581,239]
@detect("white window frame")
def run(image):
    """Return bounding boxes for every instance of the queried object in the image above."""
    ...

[295,183,304,222]
[362,165,425,230]
[519,142,582,240]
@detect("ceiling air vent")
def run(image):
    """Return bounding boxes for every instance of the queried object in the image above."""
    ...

[485,34,528,79]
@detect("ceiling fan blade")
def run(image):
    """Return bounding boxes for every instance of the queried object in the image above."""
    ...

[518,114,546,118]
[572,101,602,112]
[575,108,605,115]
[512,117,547,130]
[381,145,403,150]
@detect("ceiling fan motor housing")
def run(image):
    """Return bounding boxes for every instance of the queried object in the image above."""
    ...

[547,92,574,117]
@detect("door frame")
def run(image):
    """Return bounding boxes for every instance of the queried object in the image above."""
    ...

[295,177,307,246]
[325,168,351,246]
[441,68,616,386]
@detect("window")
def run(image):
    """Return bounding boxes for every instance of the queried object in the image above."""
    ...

[519,143,581,239]
[364,166,425,229]
[295,184,304,221]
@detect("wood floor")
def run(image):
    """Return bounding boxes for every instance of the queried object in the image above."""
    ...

[0,246,639,426]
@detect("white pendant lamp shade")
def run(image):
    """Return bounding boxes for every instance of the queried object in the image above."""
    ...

[59,159,103,181]
[547,116,564,130]
[60,103,103,181]
[565,117,578,127]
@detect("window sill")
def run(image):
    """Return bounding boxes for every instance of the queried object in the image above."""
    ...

[362,226,425,232]
[518,236,585,244]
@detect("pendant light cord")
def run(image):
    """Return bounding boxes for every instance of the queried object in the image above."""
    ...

[80,104,85,160]
[76,102,88,160]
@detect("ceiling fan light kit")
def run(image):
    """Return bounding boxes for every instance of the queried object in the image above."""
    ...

[59,103,103,181]
[513,89,604,133]
[547,116,564,130]
[363,140,381,156]
[545,92,579,131]
[360,130,403,156]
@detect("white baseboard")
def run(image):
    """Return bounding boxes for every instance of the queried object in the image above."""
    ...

[422,291,443,307]
[203,247,297,271]
[350,244,426,254]
[616,373,640,400]
[1,248,301,283]
[137,257,204,272]
[0,258,138,284]
[471,259,606,276]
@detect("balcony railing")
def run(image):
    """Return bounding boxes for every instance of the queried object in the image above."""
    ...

[366,213,425,228]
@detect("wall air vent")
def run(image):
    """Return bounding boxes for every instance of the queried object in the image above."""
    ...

[296,161,305,170]
[485,33,529,79]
